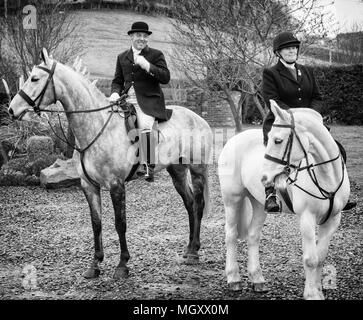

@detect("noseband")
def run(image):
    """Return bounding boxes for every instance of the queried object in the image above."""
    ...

[18,61,57,116]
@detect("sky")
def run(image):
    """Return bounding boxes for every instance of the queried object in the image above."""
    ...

[328,0,363,32]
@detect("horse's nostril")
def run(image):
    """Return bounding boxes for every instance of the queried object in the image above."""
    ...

[261,175,267,183]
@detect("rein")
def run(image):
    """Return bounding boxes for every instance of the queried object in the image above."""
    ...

[264,110,345,225]
[16,61,136,187]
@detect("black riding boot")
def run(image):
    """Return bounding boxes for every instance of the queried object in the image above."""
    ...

[138,130,155,182]
[265,186,281,213]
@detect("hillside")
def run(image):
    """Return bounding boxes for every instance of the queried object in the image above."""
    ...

[74,9,179,81]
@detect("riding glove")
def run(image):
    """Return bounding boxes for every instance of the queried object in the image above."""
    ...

[109,92,120,102]
[134,55,150,72]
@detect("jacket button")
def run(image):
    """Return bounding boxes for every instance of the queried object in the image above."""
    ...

[298,98,302,101]
[298,88,301,91]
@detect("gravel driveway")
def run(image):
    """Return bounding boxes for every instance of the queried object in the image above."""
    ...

[0,164,361,300]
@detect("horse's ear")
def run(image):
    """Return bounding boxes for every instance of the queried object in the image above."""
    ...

[270,100,289,122]
[40,48,51,65]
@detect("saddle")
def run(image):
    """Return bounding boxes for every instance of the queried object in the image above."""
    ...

[116,98,167,143]
[115,99,139,143]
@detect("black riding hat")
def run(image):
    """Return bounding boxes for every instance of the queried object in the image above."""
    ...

[127,21,152,35]
[273,32,301,53]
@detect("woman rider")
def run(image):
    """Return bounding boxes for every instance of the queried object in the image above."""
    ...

[262,31,356,213]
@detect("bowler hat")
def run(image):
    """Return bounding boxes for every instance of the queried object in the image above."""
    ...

[127,21,152,35]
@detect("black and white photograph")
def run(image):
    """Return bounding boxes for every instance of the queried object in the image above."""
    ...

[0,0,362,311]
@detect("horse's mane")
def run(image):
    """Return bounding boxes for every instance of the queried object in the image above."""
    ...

[290,107,324,125]
[67,57,108,101]
[71,56,93,82]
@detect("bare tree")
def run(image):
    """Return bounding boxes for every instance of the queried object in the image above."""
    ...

[1,0,84,79]
[171,0,333,131]
[0,0,84,159]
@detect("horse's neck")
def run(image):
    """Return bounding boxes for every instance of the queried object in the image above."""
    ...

[55,65,119,148]
[304,122,342,184]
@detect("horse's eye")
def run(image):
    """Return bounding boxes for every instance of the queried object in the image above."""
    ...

[31,76,39,82]
[275,138,283,144]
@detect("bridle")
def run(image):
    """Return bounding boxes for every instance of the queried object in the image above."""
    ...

[15,60,137,187]
[18,61,58,118]
[264,109,301,176]
[264,110,346,225]
[16,60,125,118]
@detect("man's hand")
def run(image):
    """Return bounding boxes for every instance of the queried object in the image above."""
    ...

[109,92,120,102]
[135,55,150,72]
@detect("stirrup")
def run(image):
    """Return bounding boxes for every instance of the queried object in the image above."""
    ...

[265,193,282,213]
[136,164,147,176]
[144,164,154,182]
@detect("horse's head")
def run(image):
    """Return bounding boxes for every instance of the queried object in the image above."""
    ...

[8,48,57,121]
[261,100,310,188]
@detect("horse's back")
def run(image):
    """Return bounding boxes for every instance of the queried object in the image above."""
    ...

[163,105,211,131]
[219,128,264,167]
[157,105,213,166]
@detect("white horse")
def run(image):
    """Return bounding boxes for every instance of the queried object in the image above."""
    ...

[218,100,350,300]
[9,48,212,280]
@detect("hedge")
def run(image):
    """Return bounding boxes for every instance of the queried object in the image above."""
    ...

[313,64,363,124]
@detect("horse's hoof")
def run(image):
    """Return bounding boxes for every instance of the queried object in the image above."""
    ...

[183,254,199,265]
[113,266,129,280]
[83,267,100,279]
[228,281,243,292]
[252,282,269,293]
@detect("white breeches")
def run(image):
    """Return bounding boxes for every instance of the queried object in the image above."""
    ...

[127,86,155,131]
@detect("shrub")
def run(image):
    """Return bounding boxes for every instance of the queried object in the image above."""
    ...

[0,102,71,158]
[0,171,39,186]
[1,157,29,175]
[313,64,363,124]
[27,136,54,161]
[25,154,65,177]
[0,153,66,186]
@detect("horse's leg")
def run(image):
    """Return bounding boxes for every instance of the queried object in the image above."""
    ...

[316,212,341,298]
[247,195,268,292]
[300,212,321,300]
[166,164,196,263]
[81,179,103,279]
[224,193,244,291]
[110,179,130,279]
[187,164,209,263]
